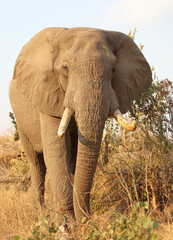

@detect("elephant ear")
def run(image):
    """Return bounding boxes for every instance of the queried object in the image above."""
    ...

[13,27,67,117]
[108,31,152,114]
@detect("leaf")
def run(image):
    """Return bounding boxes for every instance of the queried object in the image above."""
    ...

[142,201,149,209]
[142,216,152,229]
[63,215,68,224]
[82,217,88,224]
[147,234,156,240]
[59,237,67,240]
[14,235,23,240]
[102,231,108,238]
[153,220,158,230]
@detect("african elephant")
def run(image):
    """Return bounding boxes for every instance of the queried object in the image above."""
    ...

[9,27,152,223]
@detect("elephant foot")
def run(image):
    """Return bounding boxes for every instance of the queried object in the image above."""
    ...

[55,210,76,239]
[55,202,76,224]
[64,209,76,225]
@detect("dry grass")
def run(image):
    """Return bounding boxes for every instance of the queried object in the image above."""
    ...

[0,186,35,238]
[0,135,21,169]
[0,133,173,239]
[91,128,173,238]
[0,136,70,239]
[159,223,173,240]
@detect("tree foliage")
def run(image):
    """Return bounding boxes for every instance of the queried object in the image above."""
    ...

[122,29,173,147]
[130,76,173,147]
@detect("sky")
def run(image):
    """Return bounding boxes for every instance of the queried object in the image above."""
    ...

[0,0,173,134]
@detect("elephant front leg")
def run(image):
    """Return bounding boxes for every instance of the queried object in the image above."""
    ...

[18,128,46,206]
[40,113,75,221]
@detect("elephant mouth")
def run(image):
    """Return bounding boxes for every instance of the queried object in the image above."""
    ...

[57,107,136,138]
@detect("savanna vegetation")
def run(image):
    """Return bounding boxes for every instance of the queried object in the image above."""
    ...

[0,30,172,239]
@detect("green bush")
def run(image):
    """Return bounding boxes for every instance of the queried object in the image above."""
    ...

[14,216,64,240]
[102,202,159,240]
[81,202,160,240]
[130,77,173,149]
[13,151,29,175]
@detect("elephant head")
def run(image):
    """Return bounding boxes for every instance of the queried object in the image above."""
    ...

[13,27,152,222]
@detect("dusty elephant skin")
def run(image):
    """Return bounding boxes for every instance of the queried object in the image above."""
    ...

[9,27,152,224]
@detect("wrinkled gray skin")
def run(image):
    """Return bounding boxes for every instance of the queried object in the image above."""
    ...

[9,27,152,223]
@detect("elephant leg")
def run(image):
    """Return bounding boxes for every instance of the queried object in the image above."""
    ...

[18,129,46,205]
[40,113,75,221]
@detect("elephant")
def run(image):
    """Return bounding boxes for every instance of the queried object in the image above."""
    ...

[9,27,152,224]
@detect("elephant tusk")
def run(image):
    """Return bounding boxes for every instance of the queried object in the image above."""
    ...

[113,109,137,131]
[57,108,72,138]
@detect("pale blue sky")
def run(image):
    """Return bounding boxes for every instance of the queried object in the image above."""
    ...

[0,0,173,134]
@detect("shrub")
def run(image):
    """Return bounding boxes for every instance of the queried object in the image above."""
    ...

[130,77,173,149]
[81,202,160,240]
[100,75,173,219]
[13,151,29,175]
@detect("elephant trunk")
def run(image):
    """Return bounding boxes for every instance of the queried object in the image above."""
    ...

[73,136,103,222]
[72,71,109,222]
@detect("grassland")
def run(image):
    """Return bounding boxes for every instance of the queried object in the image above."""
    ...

[0,128,172,239]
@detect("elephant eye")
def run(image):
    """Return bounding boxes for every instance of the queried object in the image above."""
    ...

[112,67,117,73]
[62,63,68,77]
[63,63,68,71]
